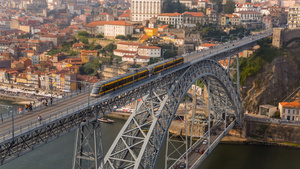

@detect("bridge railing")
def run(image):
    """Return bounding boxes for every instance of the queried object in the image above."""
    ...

[190,120,236,169]
[168,120,223,169]
[0,95,101,143]
[0,87,90,123]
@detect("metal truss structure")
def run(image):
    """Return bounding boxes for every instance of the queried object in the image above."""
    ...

[104,59,241,168]
[0,69,184,166]
[0,33,265,166]
[72,121,104,169]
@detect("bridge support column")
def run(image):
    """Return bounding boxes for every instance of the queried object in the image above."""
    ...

[72,121,104,169]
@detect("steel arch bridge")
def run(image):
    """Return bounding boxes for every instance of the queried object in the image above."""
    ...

[103,59,241,168]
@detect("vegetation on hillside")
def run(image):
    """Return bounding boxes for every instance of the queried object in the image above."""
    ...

[162,0,187,13]
[239,37,284,84]
[224,0,235,14]
[79,58,101,77]
[194,24,248,42]
[209,0,223,13]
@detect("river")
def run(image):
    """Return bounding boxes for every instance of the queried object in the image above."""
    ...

[0,102,300,169]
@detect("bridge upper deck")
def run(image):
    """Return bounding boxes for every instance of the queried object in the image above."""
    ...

[0,30,271,153]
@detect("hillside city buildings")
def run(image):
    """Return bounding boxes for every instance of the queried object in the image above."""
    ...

[0,0,296,100]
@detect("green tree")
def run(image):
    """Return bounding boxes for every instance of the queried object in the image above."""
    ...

[72,37,79,43]
[79,58,101,76]
[162,0,187,13]
[96,34,104,38]
[148,57,160,65]
[104,43,117,53]
[210,0,223,13]
[78,31,89,37]
[126,34,132,40]
[94,44,102,50]
[224,0,235,14]
[163,50,177,59]
[115,35,126,40]
[80,37,89,44]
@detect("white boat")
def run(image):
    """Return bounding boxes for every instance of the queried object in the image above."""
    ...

[98,118,114,123]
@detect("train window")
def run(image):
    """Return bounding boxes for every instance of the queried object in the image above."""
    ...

[102,85,107,91]
[99,87,104,93]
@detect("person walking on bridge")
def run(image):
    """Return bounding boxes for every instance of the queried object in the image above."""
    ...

[38,115,42,124]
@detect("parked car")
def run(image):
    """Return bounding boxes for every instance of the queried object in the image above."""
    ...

[179,163,186,168]
[199,148,205,154]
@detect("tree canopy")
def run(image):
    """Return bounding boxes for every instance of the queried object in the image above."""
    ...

[209,0,223,13]
[79,58,101,77]
[162,0,187,13]
[77,31,89,37]
[224,0,235,14]
[104,43,117,53]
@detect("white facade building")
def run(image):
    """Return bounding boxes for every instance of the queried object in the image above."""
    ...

[279,100,300,121]
[288,4,300,28]
[122,55,150,63]
[157,12,183,28]
[138,46,161,58]
[86,21,133,37]
[179,0,193,8]
[233,11,261,24]
[235,3,260,12]
[104,22,133,37]
[259,105,277,117]
[114,42,161,59]
[130,0,162,22]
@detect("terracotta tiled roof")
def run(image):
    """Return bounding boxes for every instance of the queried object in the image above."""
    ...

[139,46,161,49]
[123,55,150,59]
[159,25,168,29]
[183,12,205,17]
[117,42,140,46]
[86,20,132,27]
[101,12,116,18]
[73,43,85,47]
[234,11,260,14]
[119,12,130,18]
[105,20,132,26]
[280,100,300,108]
[201,43,218,47]
[158,12,182,17]
[114,49,137,54]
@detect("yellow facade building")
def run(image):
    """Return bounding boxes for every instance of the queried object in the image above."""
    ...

[144,28,158,36]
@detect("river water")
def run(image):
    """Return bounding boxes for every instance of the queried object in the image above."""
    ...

[0,102,300,169]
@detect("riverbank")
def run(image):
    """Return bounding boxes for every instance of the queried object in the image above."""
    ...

[105,111,131,120]
[220,135,300,148]
[0,94,36,105]
[105,112,300,149]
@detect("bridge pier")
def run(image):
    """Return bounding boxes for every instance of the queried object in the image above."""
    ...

[72,120,104,169]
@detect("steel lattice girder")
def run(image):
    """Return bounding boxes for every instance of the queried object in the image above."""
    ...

[103,59,241,169]
[0,68,186,165]
[0,40,249,165]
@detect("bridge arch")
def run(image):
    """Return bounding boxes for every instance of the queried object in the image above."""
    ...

[103,59,241,168]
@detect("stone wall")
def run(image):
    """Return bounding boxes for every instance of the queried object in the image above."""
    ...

[244,120,300,143]
[272,28,300,48]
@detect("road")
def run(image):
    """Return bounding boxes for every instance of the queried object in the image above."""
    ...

[173,122,226,169]
[0,90,94,140]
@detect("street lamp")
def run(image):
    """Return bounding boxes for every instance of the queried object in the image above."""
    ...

[133,53,138,85]
[68,80,91,109]
[220,36,226,43]
[161,49,170,71]
[0,105,14,140]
